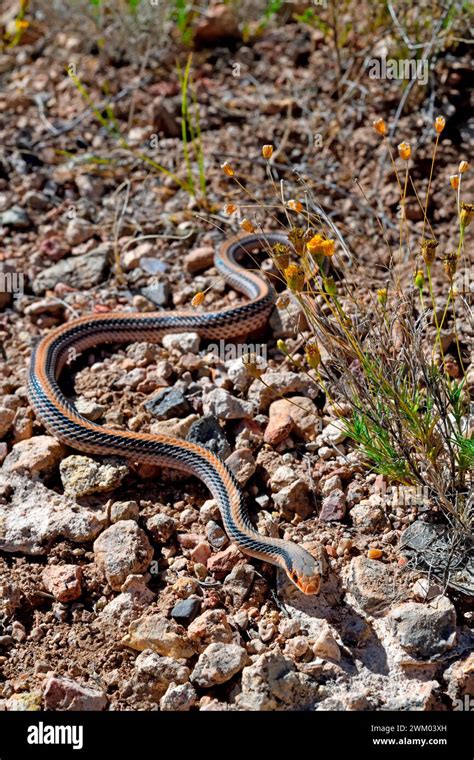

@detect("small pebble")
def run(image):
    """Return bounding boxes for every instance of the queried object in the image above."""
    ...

[171,598,202,626]
[367,549,383,560]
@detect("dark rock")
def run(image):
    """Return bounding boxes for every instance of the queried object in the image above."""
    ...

[171,598,201,626]
[223,563,255,606]
[145,388,191,420]
[194,4,240,45]
[186,416,231,459]
[339,615,372,648]
[24,190,50,210]
[32,249,109,294]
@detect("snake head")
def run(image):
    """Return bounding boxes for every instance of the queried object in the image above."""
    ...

[284,546,322,595]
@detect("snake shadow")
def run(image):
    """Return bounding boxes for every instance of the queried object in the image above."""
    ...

[277,567,390,677]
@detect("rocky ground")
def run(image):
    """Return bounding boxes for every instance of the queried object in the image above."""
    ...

[0,2,473,711]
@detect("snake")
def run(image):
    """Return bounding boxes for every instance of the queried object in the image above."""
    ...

[27,232,322,595]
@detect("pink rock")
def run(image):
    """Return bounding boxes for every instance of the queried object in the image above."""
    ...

[42,564,83,602]
[264,396,319,444]
[373,473,388,493]
[319,489,347,522]
[177,533,205,549]
[191,541,212,565]
[43,675,107,711]
[264,410,293,445]
[184,246,214,273]
[207,544,244,578]
[39,234,69,261]
[0,442,7,464]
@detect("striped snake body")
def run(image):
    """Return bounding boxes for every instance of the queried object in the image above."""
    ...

[28,232,322,595]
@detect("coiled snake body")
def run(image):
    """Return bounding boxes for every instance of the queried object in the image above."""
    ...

[28,232,322,595]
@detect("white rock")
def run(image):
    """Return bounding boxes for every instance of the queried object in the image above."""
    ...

[321,421,347,444]
[93,521,153,591]
[202,388,254,420]
[313,628,341,661]
[0,474,106,555]
[191,643,248,687]
[162,332,201,354]
[269,465,297,491]
[65,218,95,246]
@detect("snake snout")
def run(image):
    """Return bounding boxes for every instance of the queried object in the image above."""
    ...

[295,574,321,595]
[285,547,322,595]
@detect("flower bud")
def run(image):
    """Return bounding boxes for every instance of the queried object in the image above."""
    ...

[305,340,321,370]
[373,117,387,136]
[450,174,460,190]
[460,202,473,228]
[271,242,291,271]
[442,252,458,280]
[221,162,234,177]
[284,263,305,293]
[324,276,337,296]
[288,226,307,255]
[397,141,411,161]
[240,218,255,233]
[414,270,424,289]
[191,291,205,307]
[288,199,303,212]
[420,238,438,266]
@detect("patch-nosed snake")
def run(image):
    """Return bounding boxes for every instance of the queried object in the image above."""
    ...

[28,232,322,595]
